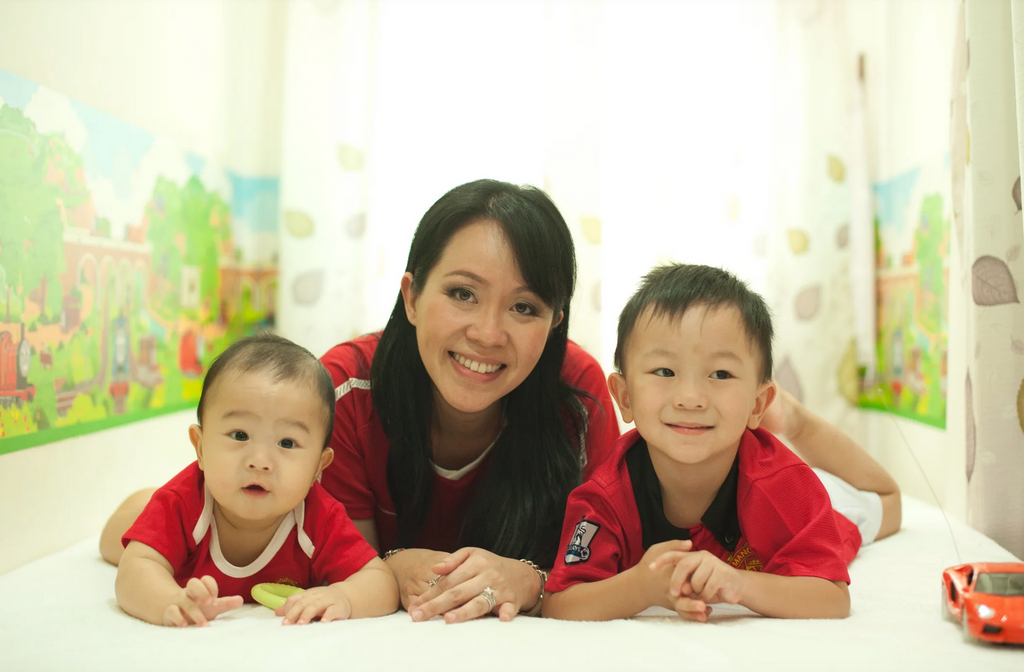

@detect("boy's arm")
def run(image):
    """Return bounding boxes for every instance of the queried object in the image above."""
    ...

[277,556,398,624]
[737,572,850,619]
[115,540,242,626]
[543,540,693,621]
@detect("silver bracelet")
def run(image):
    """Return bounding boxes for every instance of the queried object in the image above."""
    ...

[382,548,406,560]
[518,559,549,617]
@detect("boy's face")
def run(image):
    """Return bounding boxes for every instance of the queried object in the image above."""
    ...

[189,369,333,529]
[608,305,775,467]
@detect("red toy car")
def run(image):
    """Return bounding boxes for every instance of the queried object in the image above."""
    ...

[942,562,1024,644]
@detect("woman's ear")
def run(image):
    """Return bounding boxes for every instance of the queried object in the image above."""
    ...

[607,372,634,425]
[551,309,564,331]
[400,272,418,326]
[747,380,778,430]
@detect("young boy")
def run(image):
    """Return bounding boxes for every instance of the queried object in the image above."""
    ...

[543,264,901,621]
[116,334,399,627]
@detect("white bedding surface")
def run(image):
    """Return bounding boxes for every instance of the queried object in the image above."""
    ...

[1,496,1021,671]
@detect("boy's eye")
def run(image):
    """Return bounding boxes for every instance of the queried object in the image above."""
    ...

[229,430,249,441]
[511,302,537,316]
[278,438,296,449]
[710,370,733,380]
[653,368,675,377]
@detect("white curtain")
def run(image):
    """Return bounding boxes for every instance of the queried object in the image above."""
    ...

[949,0,1024,556]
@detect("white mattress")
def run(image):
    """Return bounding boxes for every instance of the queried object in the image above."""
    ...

[1,496,1020,671]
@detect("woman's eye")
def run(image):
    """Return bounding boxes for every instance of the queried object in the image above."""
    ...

[512,302,537,316]
[278,438,296,449]
[449,287,475,302]
[653,368,675,378]
[710,370,733,380]
[229,430,249,441]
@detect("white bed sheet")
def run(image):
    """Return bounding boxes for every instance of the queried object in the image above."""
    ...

[1,496,1021,672]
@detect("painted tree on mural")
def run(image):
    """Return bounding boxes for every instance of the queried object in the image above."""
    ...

[0,105,66,324]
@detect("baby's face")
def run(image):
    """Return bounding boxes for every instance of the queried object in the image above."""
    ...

[611,305,772,467]
[190,369,332,528]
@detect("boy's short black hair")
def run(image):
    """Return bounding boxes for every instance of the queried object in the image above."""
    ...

[614,264,774,382]
[196,333,336,448]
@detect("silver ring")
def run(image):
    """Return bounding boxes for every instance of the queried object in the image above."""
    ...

[428,575,441,587]
[479,587,497,611]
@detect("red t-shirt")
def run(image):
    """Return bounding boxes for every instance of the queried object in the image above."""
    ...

[319,334,620,553]
[546,428,859,593]
[123,462,378,600]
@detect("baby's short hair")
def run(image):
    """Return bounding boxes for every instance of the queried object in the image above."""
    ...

[196,333,336,448]
[613,264,774,382]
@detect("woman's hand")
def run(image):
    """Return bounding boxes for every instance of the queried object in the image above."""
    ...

[385,548,450,612]
[405,547,542,624]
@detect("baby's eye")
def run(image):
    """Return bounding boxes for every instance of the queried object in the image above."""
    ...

[653,368,675,377]
[511,302,537,316]
[710,370,733,380]
[229,430,249,441]
[278,438,296,449]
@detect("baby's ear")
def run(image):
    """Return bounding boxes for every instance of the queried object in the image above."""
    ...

[607,372,634,425]
[747,381,777,430]
[189,424,205,469]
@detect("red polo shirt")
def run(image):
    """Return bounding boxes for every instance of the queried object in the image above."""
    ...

[547,428,858,593]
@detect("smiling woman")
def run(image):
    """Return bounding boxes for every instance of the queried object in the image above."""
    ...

[318,180,620,623]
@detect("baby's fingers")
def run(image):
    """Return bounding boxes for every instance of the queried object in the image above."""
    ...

[320,603,351,623]
[210,595,244,617]
[184,577,214,605]
[163,604,188,627]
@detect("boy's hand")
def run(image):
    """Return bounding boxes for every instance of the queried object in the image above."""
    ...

[630,539,693,610]
[275,584,353,625]
[163,576,243,627]
[651,549,746,616]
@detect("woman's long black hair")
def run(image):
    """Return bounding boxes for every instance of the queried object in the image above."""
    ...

[370,179,588,566]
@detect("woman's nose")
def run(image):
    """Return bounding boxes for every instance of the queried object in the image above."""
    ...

[466,306,507,347]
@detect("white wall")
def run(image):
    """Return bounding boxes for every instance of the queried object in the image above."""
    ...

[0,0,287,574]
[845,0,962,517]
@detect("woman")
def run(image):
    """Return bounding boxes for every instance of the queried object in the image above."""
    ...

[102,179,621,624]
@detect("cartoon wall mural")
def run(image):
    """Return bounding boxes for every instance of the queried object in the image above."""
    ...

[0,69,278,454]
[859,157,950,428]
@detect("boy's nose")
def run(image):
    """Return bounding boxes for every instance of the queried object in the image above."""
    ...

[674,379,708,409]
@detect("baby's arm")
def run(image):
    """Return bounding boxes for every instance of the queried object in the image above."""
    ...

[543,540,696,621]
[115,540,243,626]
[652,549,850,619]
[276,556,398,624]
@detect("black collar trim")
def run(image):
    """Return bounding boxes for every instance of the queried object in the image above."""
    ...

[626,438,742,552]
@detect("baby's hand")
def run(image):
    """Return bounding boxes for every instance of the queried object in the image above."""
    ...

[275,585,352,625]
[650,550,745,622]
[163,576,243,627]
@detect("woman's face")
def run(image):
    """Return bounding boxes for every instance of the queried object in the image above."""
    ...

[401,219,563,419]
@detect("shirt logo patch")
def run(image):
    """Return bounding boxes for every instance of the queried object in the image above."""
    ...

[725,542,764,572]
[565,517,601,564]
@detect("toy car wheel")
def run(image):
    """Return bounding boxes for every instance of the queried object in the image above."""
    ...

[941,588,956,622]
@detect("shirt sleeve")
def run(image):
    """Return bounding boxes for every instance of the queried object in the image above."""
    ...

[545,481,627,593]
[309,489,381,585]
[319,342,376,520]
[741,465,851,584]
[122,483,194,574]
[562,343,621,480]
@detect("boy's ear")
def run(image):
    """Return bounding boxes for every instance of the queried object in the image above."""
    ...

[316,447,335,482]
[746,380,777,430]
[400,272,418,326]
[607,372,634,425]
[189,424,204,470]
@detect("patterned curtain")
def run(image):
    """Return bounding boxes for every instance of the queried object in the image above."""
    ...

[950,0,1024,556]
